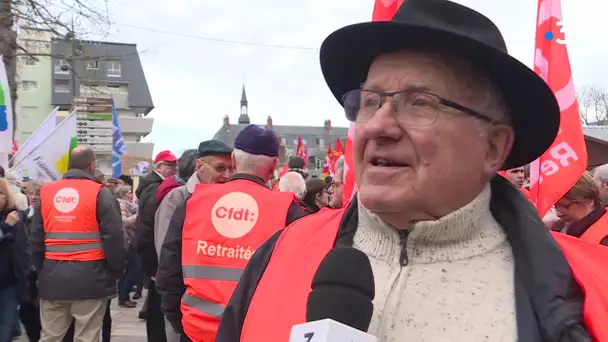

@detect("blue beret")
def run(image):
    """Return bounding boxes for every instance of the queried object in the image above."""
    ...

[234,125,279,157]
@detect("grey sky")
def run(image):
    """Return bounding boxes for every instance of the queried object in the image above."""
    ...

[101,0,605,153]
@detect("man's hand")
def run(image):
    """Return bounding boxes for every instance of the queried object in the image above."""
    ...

[5,211,20,226]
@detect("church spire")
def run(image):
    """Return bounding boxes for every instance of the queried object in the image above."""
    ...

[238,85,250,124]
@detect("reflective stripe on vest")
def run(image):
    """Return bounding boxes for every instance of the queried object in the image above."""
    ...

[580,212,608,244]
[40,179,104,261]
[240,208,344,342]
[181,179,296,342]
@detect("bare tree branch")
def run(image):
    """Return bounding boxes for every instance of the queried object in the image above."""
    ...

[578,84,608,126]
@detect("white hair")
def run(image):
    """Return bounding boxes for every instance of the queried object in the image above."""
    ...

[233,148,276,175]
[278,172,306,199]
[594,164,608,183]
[334,158,345,182]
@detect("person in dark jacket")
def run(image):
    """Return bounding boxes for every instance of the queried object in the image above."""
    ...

[0,178,33,342]
[302,178,329,213]
[156,150,198,205]
[551,172,608,245]
[216,0,595,341]
[157,126,310,340]
[30,146,125,341]
[135,150,177,342]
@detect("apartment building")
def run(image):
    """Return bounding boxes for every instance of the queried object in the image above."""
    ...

[16,27,155,175]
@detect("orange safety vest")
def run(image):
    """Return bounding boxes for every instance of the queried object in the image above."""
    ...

[239,209,608,342]
[40,179,104,261]
[579,212,608,244]
[181,179,295,342]
[551,232,608,341]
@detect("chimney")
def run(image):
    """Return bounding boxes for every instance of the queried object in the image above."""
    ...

[324,119,332,132]
[224,115,230,130]
[266,115,273,129]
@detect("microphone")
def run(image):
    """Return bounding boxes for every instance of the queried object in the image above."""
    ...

[289,247,377,342]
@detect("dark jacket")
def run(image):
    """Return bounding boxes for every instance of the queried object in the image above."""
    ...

[30,169,125,301]
[0,208,32,292]
[217,177,591,342]
[156,176,186,205]
[156,173,310,334]
[135,171,164,277]
[550,206,608,246]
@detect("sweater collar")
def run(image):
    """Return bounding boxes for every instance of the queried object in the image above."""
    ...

[354,184,508,264]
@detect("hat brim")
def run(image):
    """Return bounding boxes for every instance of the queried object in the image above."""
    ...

[320,21,560,170]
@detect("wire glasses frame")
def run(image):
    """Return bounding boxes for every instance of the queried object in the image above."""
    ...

[342,89,495,126]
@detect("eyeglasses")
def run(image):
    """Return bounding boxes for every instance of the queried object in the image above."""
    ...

[342,89,495,126]
[202,160,233,174]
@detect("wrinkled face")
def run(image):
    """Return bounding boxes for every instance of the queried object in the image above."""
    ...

[354,51,513,226]
[328,179,343,208]
[27,188,40,206]
[122,190,134,202]
[197,155,234,184]
[554,198,595,225]
[505,167,525,189]
[157,162,177,178]
[592,174,608,202]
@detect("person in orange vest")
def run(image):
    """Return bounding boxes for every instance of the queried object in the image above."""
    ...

[156,124,310,342]
[216,0,605,340]
[550,172,608,245]
[29,146,125,341]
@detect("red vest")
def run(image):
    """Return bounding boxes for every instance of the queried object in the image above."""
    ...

[240,209,608,342]
[580,212,608,243]
[181,179,295,342]
[40,179,104,261]
[551,232,608,341]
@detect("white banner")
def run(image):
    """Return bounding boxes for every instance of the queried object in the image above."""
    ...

[0,55,13,153]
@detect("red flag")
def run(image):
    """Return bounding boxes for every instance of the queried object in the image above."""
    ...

[303,144,309,167]
[279,163,289,178]
[11,139,18,155]
[331,138,344,171]
[529,0,587,217]
[341,0,402,206]
[322,145,333,179]
[372,0,405,21]
[296,136,303,157]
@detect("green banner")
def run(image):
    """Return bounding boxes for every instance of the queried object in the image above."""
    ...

[78,113,112,121]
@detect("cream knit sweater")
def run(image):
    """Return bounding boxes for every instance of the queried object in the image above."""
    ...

[353,185,517,342]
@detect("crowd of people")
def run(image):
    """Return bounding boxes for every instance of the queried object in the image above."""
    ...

[1,0,607,341]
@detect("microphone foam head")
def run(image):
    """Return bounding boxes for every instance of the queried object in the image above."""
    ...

[306,247,375,332]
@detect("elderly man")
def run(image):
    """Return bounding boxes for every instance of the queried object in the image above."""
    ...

[31,147,124,341]
[593,164,608,206]
[157,125,309,342]
[278,171,307,200]
[328,157,344,208]
[155,141,233,342]
[217,0,598,341]
[135,149,177,342]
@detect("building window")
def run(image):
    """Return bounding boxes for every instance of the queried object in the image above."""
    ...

[21,81,38,92]
[54,59,70,74]
[54,80,70,93]
[107,61,121,77]
[23,56,37,66]
[316,137,325,149]
[19,106,37,120]
[86,60,99,70]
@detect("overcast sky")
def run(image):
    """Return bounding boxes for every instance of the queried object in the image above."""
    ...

[99,0,606,155]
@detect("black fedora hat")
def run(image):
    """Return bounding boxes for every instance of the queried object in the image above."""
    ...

[320,0,560,170]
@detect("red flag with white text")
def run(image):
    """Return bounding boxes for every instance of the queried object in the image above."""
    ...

[529,0,587,217]
[341,0,403,206]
